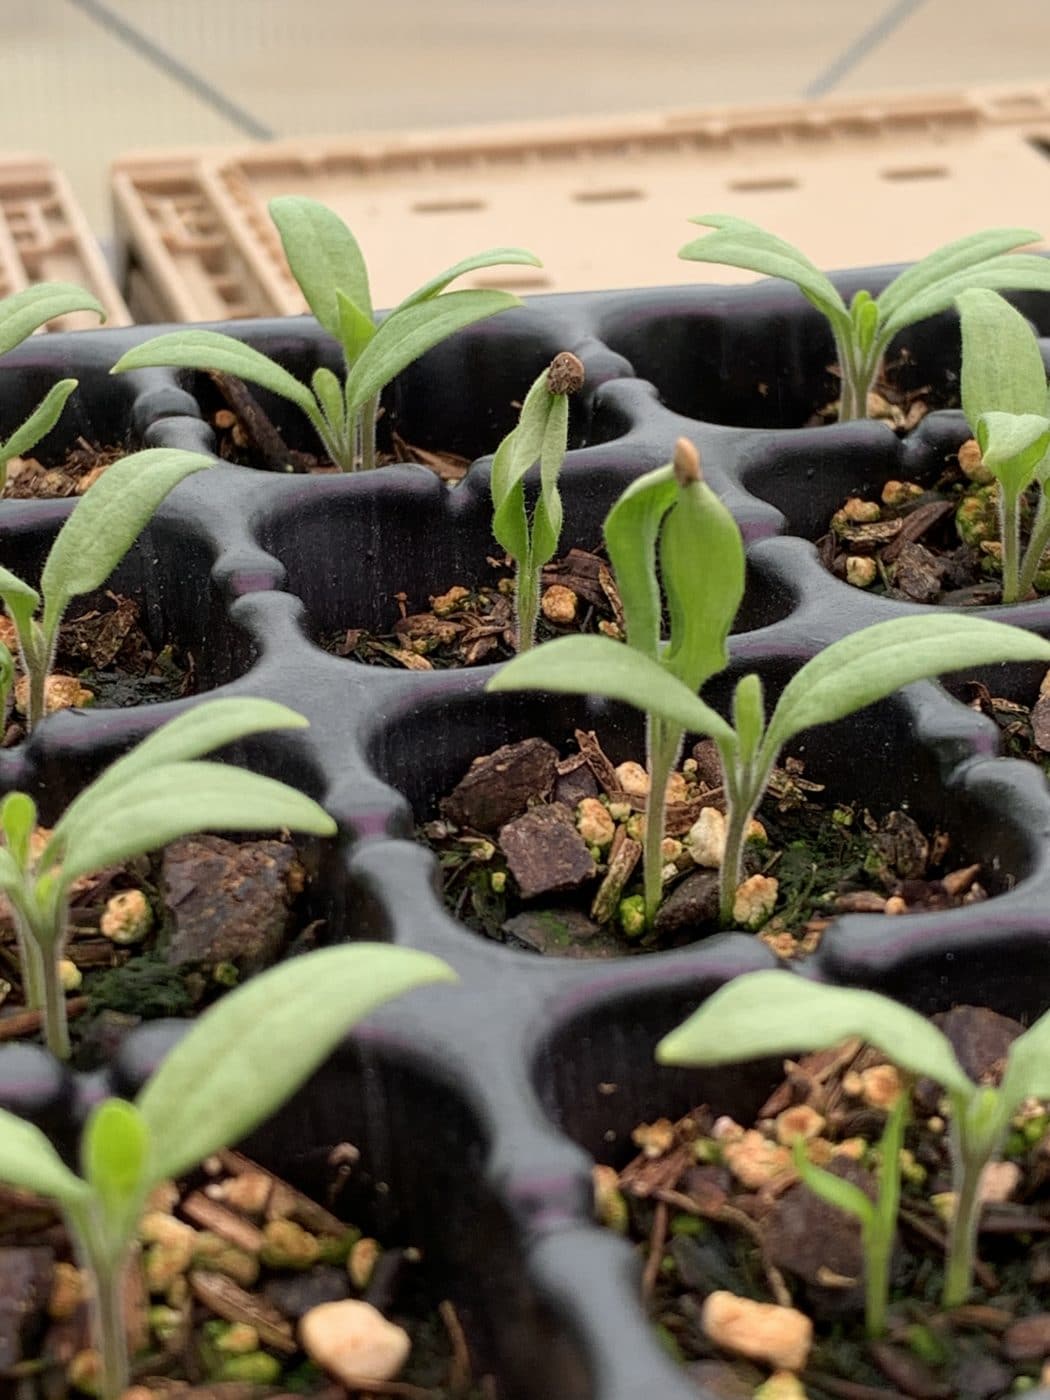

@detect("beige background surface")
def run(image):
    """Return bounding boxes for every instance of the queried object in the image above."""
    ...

[1,0,1049,232]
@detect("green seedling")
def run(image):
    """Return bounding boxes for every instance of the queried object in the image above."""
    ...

[0,282,105,490]
[792,1094,907,1337]
[957,288,1050,602]
[0,696,338,1060]
[658,972,1050,1309]
[488,439,1050,931]
[491,352,584,651]
[111,196,541,472]
[0,940,454,1399]
[678,217,1050,422]
[0,640,13,728]
[0,447,213,731]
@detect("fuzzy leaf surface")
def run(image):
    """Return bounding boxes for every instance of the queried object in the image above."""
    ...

[661,475,744,693]
[657,971,972,1094]
[343,290,521,415]
[490,367,552,563]
[269,195,373,329]
[0,379,78,463]
[679,215,847,327]
[54,761,335,886]
[880,254,1050,340]
[604,464,678,659]
[398,247,541,310]
[878,229,1041,324]
[137,944,456,1183]
[487,634,734,744]
[40,449,213,636]
[959,288,1048,428]
[50,698,313,844]
[763,615,1050,759]
[111,332,317,417]
[0,284,104,357]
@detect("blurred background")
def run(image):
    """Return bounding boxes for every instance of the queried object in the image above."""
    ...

[5,0,1050,233]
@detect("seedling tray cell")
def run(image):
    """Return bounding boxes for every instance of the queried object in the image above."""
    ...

[4,272,1050,1399]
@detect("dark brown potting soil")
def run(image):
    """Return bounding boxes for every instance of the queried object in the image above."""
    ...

[422,734,986,958]
[818,441,1045,607]
[0,834,317,1071]
[325,548,622,672]
[605,1005,1050,1397]
[0,1149,495,1398]
[0,591,193,745]
[208,378,470,481]
[2,441,124,500]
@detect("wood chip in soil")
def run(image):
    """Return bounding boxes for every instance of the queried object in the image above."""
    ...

[818,437,1050,605]
[0,1152,495,1398]
[423,732,989,958]
[2,439,124,499]
[602,1006,1050,1399]
[325,548,623,671]
[208,375,471,480]
[0,833,318,1070]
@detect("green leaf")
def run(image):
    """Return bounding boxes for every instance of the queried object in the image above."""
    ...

[489,438,529,564]
[604,464,679,660]
[0,283,105,357]
[530,392,568,569]
[763,615,1050,763]
[657,971,973,1094]
[111,331,318,418]
[732,674,766,766]
[959,289,1049,430]
[793,1137,875,1228]
[343,290,522,417]
[335,290,376,365]
[490,366,570,575]
[311,365,347,438]
[51,699,313,847]
[679,215,848,329]
[976,411,1050,498]
[880,254,1050,341]
[661,459,744,693]
[850,291,879,356]
[877,228,1041,325]
[397,247,542,310]
[0,642,14,715]
[40,449,214,639]
[2,793,36,872]
[0,567,40,638]
[0,847,24,895]
[998,1005,1050,1109]
[491,367,553,563]
[53,761,335,888]
[269,195,373,329]
[82,1098,150,1206]
[0,1105,90,1204]
[486,633,735,744]
[0,379,78,465]
[137,943,456,1183]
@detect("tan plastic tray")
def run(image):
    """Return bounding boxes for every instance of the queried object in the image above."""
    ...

[0,156,130,329]
[112,83,1050,322]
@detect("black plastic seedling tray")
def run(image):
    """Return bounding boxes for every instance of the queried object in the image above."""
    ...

[3,269,1050,1399]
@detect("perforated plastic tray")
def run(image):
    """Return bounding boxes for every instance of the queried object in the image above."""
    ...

[0,155,130,328]
[111,82,1050,321]
[4,269,1050,1398]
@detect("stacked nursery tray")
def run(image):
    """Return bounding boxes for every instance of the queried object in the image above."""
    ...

[111,81,1050,319]
[3,265,1050,1397]
[0,155,129,328]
